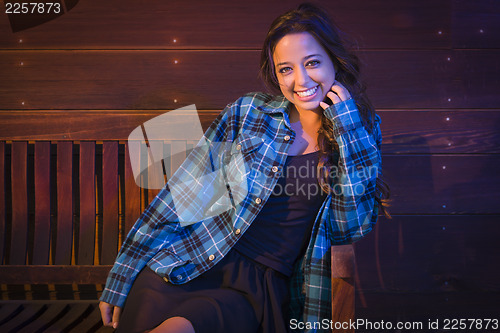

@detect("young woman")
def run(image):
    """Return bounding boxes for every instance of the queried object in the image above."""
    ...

[99,3,390,332]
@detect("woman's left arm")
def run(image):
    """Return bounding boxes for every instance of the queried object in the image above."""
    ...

[319,83,382,244]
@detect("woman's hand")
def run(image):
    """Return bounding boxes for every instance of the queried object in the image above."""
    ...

[99,301,122,329]
[319,81,352,110]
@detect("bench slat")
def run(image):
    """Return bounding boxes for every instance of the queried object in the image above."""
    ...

[10,142,28,265]
[331,245,355,333]
[101,142,119,265]
[55,142,73,265]
[79,142,96,265]
[33,142,51,265]
[17,303,67,333]
[0,304,46,332]
[0,142,5,262]
[147,140,164,202]
[70,304,113,332]
[0,304,22,326]
[0,265,111,284]
[43,303,92,332]
[124,143,141,234]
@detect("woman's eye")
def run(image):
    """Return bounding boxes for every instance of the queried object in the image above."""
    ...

[306,60,320,67]
[278,67,292,74]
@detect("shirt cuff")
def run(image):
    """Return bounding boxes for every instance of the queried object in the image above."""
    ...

[322,98,363,136]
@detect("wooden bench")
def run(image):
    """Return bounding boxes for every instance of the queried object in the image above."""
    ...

[0,111,355,332]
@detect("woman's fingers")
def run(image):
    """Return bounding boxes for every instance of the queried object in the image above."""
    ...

[112,306,122,329]
[330,81,351,101]
[99,302,113,326]
[320,81,352,110]
[99,301,122,328]
[327,91,341,104]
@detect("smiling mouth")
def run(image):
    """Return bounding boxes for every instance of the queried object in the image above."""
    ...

[295,86,318,98]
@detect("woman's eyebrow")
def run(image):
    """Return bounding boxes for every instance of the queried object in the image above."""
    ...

[275,54,323,67]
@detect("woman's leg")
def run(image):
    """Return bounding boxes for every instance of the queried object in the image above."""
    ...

[116,267,186,333]
[148,316,195,333]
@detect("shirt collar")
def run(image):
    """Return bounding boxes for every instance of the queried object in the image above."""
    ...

[256,94,294,131]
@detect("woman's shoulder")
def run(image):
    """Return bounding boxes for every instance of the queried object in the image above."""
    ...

[229,92,288,112]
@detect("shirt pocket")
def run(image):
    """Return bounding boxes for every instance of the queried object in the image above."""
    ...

[206,133,264,215]
[228,132,265,156]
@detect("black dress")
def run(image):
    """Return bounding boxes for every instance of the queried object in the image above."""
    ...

[115,151,327,333]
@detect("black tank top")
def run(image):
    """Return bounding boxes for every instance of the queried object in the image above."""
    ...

[233,150,327,276]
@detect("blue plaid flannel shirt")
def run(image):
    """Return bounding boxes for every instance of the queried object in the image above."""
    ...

[100,92,382,332]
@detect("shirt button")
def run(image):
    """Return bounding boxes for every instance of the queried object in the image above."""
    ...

[235,228,241,235]
[272,166,279,173]
[209,254,215,261]
[176,274,183,280]
[236,144,242,150]
[284,135,291,141]
[255,198,261,204]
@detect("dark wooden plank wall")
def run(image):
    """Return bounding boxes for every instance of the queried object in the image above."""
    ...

[0,0,499,301]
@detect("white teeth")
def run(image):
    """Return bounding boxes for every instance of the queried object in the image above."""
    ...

[296,86,318,97]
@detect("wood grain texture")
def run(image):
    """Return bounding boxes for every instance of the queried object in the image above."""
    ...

[124,143,141,234]
[0,0,451,49]
[331,245,355,332]
[78,141,95,265]
[101,142,119,265]
[355,215,500,293]
[384,155,500,214]
[1,110,500,154]
[33,142,51,265]
[10,142,28,265]
[0,142,4,263]
[2,49,497,110]
[331,278,355,333]
[452,0,500,48]
[0,265,111,284]
[55,142,73,265]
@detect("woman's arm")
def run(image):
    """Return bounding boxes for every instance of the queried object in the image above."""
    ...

[319,82,382,244]
[99,103,233,310]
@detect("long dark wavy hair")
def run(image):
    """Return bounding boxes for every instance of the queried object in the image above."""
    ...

[259,2,391,218]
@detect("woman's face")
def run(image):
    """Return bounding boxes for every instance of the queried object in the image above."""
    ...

[272,32,336,114]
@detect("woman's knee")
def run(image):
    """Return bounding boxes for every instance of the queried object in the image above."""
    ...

[149,316,195,333]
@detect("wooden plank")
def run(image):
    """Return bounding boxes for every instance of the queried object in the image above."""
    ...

[2,109,500,155]
[10,141,28,265]
[55,142,73,265]
[0,109,219,141]
[384,154,500,214]
[78,142,96,265]
[69,303,108,333]
[331,245,355,332]
[355,215,500,293]
[0,304,22,325]
[17,303,68,333]
[451,50,500,109]
[452,0,500,48]
[147,140,164,202]
[0,303,46,332]
[378,110,500,154]
[33,142,51,265]
[101,142,119,265]
[0,49,482,110]
[0,265,112,284]
[170,141,186,179]
[0,142,5,263]
[42,303,92,332]
[0,0,451,49]
[124,143,141,233]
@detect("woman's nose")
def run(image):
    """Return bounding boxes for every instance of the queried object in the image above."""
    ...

[294,67,309,86]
